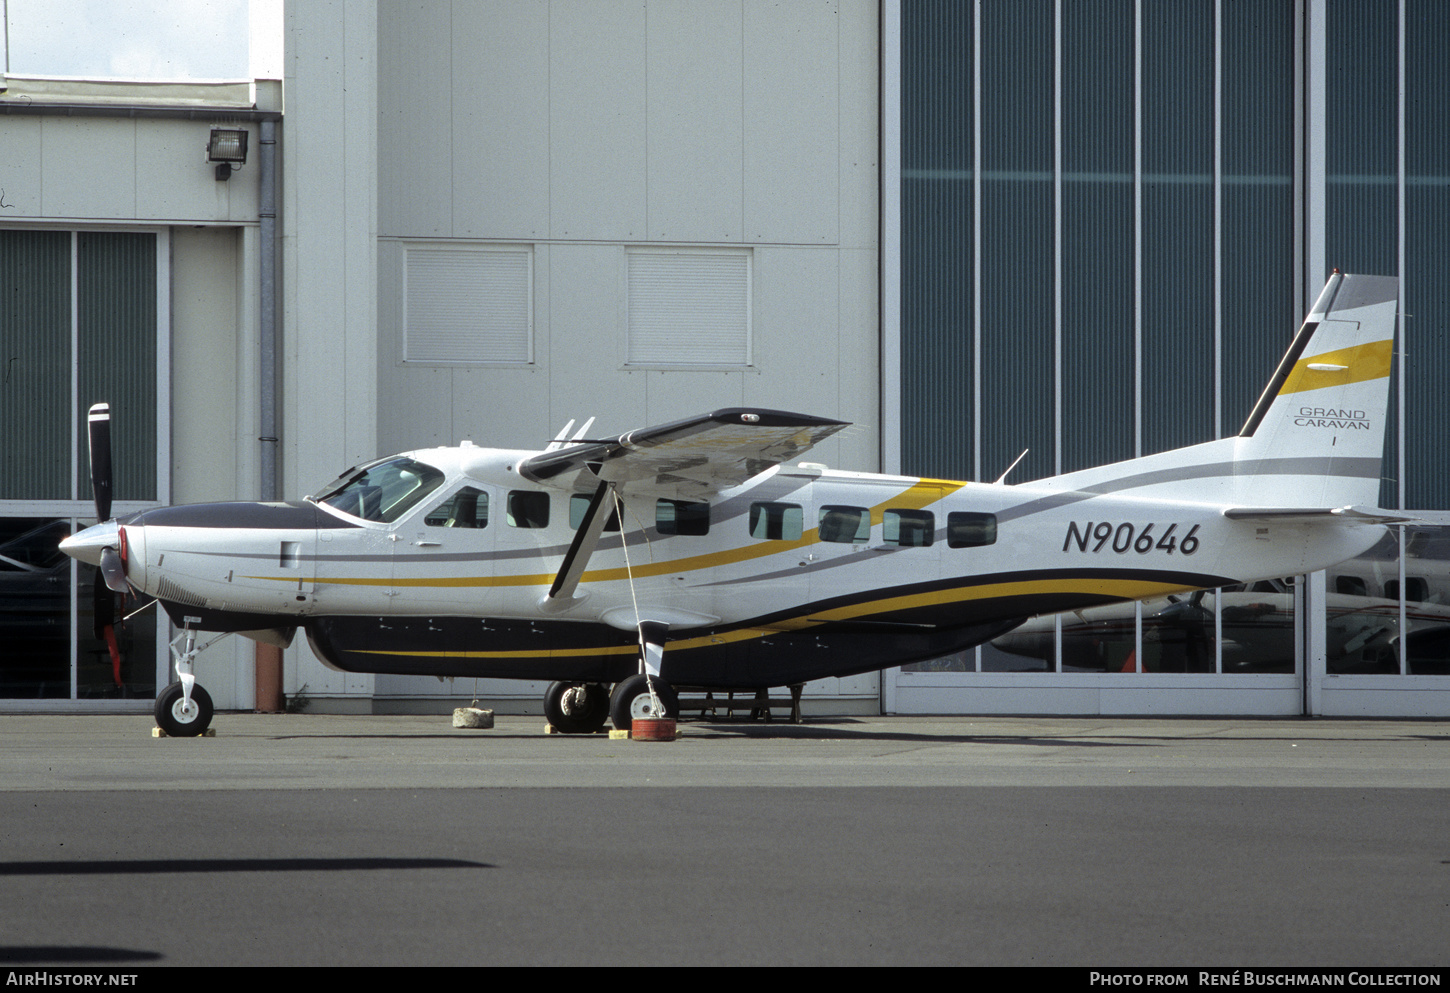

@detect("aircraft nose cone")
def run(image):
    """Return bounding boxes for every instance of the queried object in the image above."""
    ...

[59,520,120,566]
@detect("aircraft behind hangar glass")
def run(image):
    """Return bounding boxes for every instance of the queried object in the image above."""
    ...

[64,273,1406,736]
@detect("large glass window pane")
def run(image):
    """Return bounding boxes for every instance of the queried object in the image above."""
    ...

[0,519,72,697]
[78,559,158,700]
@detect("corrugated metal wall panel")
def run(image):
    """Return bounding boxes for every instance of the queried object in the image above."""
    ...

[1403,0,1450,509]
[1141,0,1216,455]
[900,0,975,480]
[0,230,71,500]
[1219,0,1296,433]
[1061,0,1134,473]
[76,232,158,504]
[979,0,1054,485]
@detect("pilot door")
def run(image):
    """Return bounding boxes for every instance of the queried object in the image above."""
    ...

[394,484,496,615]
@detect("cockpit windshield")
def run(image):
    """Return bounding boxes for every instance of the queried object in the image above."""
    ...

[313,457,446,524]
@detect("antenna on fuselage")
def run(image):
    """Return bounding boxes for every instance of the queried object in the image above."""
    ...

[544,419,576,452]
[994,449,1029,485]
[544,417,598,452]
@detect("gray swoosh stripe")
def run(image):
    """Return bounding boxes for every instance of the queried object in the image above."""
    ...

[998,457,1381,524]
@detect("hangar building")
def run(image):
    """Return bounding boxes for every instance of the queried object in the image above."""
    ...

[1,0,1446,718]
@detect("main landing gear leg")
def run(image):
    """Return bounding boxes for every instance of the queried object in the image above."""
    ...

[608,621,678,732]
[156,621,225,737]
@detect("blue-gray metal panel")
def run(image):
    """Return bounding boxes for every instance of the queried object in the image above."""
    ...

[76,232,157,504]
[0,230,71,500]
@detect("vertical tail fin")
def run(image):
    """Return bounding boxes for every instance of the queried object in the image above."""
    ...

[1034,273,1398,509]
[1233,273,1398,508]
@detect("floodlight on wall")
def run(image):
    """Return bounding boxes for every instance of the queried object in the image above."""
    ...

[207,128,249,181]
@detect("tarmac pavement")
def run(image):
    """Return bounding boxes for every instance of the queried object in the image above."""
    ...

[2,713,1448,967]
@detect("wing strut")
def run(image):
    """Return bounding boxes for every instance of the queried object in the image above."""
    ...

[546,480,617,604]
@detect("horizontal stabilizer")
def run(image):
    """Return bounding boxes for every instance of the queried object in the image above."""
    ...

[1223,505,1419,525]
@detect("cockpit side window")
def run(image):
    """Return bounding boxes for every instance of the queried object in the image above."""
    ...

[315,457,446,523]
[425,486,490,528]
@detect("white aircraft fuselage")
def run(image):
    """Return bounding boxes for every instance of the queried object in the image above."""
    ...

[58,272,1406,730]
[73,446,1379,689]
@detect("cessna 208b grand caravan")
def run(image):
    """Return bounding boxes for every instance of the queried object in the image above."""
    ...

[63,273,1403,736]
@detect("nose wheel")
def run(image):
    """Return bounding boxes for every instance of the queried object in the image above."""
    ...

[156,623,228,737]
[155,681,214,737]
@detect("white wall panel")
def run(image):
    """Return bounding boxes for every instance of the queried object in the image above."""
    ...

[644,368,747,425]
[451,0,551,238]
[41,118,137,218]
[743,0,840,244]
[549,0,647,241]
[378,0,453,236]
[646,0,745,242]
[838,0,880,251]
[745,246,842,425]
[0,118,43,215]
[135,121,257,221]
[285,0,380,698]
[0,116,261,224]
[836,247,881,473]
[545,243,644,439]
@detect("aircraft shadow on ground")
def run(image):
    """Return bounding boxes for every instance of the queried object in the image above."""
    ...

[0,857,491,875]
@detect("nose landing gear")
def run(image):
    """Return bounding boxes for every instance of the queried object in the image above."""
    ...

[155,622,228,737]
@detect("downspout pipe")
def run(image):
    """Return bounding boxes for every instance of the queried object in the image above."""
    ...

[255,116,285,713]
[259,117,278,502]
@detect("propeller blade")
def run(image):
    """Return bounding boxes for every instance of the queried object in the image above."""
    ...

[88,403,113,523]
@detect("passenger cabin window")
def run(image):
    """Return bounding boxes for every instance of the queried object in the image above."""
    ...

[507,490,550,528]
[883,509,934,547]
[1334,575,1368,597]
[947,511,997,548]
[749,502,803,541]
[1385,578,1428,602]
[315,456,445,524]
[569,493,621,532]
[425,486,490,528]
[657,499,709,536]
[818,505,869,544]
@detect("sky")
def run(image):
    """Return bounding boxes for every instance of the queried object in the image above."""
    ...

[3,0,283,81]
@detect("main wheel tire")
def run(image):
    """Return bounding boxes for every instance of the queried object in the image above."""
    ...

[155,682,214,737]
[543,681,610,734]
[608,674,678,732]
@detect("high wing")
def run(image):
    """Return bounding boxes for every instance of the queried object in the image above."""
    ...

[518,408,849,607]
[517,408,850,495]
